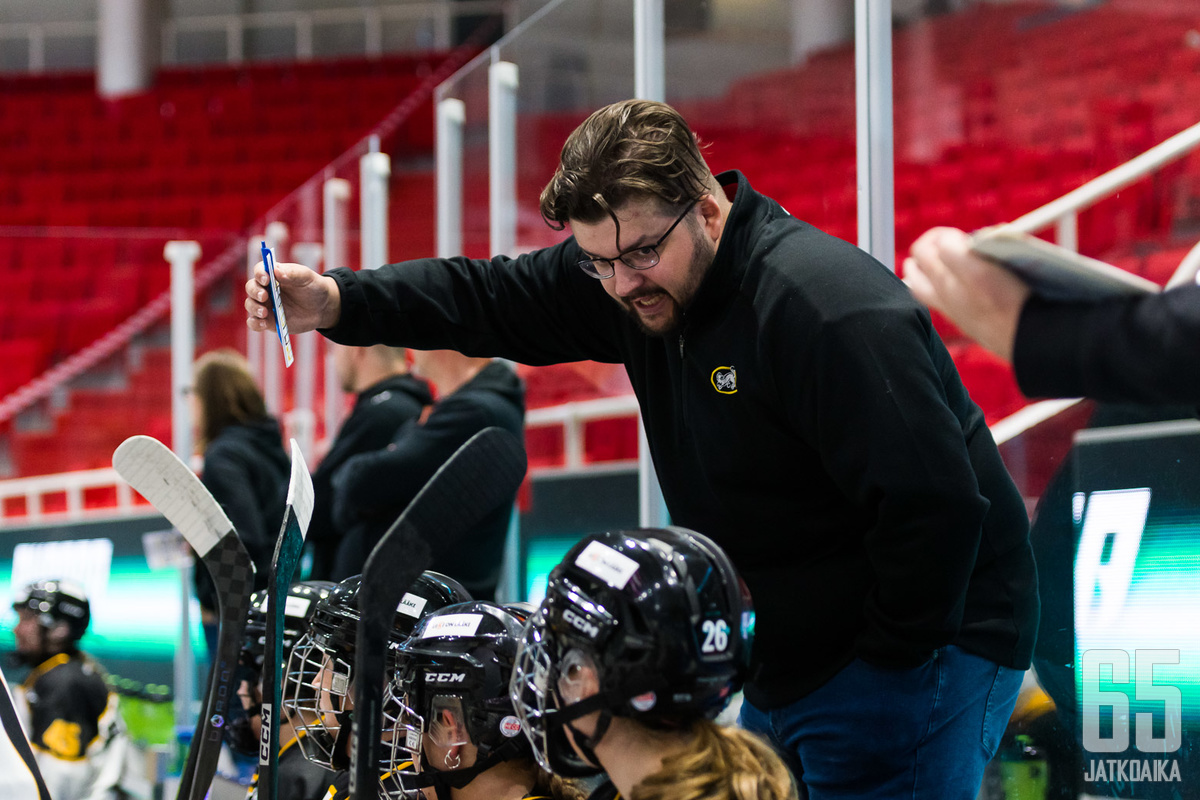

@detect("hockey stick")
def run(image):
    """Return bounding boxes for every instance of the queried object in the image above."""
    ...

[350,427,527,799]
[113,435,257,800]
[257,439,314,800]
[0,671,51,799]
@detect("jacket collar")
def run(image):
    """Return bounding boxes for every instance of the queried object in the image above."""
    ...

[681,170,763,328]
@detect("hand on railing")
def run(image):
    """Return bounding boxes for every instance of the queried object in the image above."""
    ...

[245,261,341,334]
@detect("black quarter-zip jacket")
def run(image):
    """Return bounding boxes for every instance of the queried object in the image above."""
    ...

[321,171,1039,708]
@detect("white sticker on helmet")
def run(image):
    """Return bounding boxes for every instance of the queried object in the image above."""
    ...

[574,540,640,589]
[421,613,483,638]
[500,715,522,738]
[284,595,311,619]
[396,592,428,618]
[629,691,657,712]
[405,729,423,751]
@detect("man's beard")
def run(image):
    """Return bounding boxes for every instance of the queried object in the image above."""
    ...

[617,225,716,338]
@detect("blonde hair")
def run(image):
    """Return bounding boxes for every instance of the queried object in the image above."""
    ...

[193,349,268,452]
[631,721,797,800]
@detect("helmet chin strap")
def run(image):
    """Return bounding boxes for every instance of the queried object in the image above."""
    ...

[330,708,354,771]
[413,738,525,795]
[548,692,615,771]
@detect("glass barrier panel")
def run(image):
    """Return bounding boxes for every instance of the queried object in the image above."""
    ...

[896,6,1200,798]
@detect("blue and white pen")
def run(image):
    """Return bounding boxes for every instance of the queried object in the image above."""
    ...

[261,241,294,368]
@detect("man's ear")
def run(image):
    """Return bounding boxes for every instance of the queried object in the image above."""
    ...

[696,193,724,242]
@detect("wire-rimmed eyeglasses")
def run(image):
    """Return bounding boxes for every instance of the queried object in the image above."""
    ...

[577,197,701,279]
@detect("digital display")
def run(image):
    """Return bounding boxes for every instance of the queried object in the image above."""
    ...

[1073,419,1200,795]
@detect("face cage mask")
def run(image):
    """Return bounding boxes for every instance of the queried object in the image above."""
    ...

[509,605,606,778]
[284,631,353,769]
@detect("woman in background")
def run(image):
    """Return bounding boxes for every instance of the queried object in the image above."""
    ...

[191,348,289,654]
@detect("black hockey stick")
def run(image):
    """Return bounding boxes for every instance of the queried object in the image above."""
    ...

[0,671,51,799]
[113,435,257,800]
[350,427,527,799]
[258,439,314,800]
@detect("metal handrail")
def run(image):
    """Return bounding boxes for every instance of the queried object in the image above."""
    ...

[1011,120,1200,250]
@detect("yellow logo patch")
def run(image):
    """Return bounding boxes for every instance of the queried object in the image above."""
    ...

[711,366,737,394]
[42,719,82,758]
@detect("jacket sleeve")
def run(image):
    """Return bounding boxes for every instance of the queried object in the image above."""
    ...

[310,393,426,547]
[782,302,992,667]
[320,241,624,366]
[201,448,274,572]
[1014,285,1200,405]
[331,397,498,530]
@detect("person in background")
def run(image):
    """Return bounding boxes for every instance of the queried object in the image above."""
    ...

[904,226,1200,404]
[8,580,130,800]
[191,348,290,653]
[329,351,525,593]
[511,528,795,800]
[308,344,431,580]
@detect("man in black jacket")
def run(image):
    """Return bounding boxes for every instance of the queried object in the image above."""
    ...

[308,343,431,579]
[245,100,1037,798]
[328,350,525,595]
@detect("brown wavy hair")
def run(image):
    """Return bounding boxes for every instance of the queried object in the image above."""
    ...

[631,721,798,800]
[193,349,268,452]
[539,100,715,229]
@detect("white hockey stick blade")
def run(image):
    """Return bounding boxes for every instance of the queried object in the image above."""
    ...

[113,435,234,557]
[286,438,314,536]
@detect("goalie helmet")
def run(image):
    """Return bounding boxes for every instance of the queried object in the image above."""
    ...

[510,527,754,775]
[285,571,471,770]
[13,579,91,643]
[383,602,530,797]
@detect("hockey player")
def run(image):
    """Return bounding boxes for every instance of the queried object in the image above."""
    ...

[382,600,584,800]
[510,529,796,800]
[8,579,131,800]
[231,581,338,800]
[284,571,471,798]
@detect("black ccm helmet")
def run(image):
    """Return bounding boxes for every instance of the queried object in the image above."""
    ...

[384,602,530,797]
[285,571,471,770]
[13,579,91,644]
[510,527,754,775]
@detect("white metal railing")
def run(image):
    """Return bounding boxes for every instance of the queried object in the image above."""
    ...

[0,1,515,73]
[0,393,642,527]
[0,468,140,525]
[1011,120,1200,250]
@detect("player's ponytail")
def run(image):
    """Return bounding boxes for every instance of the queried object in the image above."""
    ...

[631,720,797,800]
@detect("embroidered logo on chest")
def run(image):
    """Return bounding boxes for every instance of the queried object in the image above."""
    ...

[711,366,737,394]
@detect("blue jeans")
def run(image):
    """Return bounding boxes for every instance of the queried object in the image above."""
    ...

[739,646,1024,800]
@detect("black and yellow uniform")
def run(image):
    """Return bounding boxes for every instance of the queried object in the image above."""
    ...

[14,652,128,800]
[246,730,337,800]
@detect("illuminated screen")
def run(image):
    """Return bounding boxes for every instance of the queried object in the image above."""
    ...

[0,514,194,689]
[1073,419,1200,795]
